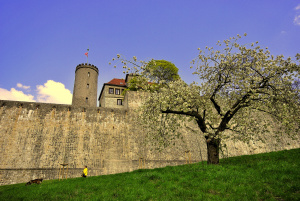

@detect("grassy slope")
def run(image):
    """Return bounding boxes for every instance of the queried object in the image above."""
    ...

[0,149,299,201]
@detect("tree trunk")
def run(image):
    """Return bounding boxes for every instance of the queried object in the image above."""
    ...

[205,136,220,164]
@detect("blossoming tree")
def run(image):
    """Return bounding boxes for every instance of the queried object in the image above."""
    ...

[112,34,300,164]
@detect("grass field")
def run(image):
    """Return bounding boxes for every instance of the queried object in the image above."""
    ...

[0,149,299,200]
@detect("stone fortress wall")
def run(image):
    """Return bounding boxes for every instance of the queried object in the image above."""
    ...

[1,62,299,186]
[0,96,201,186]
[1,91,299,185]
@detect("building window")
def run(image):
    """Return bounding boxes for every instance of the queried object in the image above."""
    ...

[87,84,89,89]
[88,72,90,77]
[117,99,123,105]
[109,88,114,94]
[121,89,124,94]
[115,88,120,95]
[86,97,88,103]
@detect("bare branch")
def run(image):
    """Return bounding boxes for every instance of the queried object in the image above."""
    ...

[162,109,206,133]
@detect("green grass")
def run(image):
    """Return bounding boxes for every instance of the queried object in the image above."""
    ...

[1,149,299,200]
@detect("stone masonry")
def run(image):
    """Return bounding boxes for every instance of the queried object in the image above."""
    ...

[0,62,299,186]
[72,63,98,107]
[1,92,299,185]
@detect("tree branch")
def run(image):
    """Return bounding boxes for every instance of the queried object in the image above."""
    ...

[161,109,206,133]
[210,97,221,115]
[217,92,252,133]
[209,67,231,116]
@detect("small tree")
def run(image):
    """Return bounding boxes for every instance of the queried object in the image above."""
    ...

[144,60,180,83]
[113,34,300,164]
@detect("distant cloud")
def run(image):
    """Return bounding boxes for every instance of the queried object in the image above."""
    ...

[0,80,72,104]
[294,15,300,26]
[294,4,300,26]
[280,31,287,34]
[17,83,30,90]
[36,80,72,104]
[0,88,35,102]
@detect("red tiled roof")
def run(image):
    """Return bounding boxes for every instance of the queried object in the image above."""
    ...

[106,78,126,86]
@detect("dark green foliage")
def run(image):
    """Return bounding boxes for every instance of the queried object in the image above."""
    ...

[1,149,299,200]
[145,60,180,83]
[122,76,149,95]
[122,60,180,95]
[122,76,161,95]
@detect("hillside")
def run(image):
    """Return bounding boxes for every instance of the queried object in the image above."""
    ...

[0,149,299,200]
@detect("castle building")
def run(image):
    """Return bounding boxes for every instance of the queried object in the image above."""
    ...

[0,63,298,186]
[98,78,126,108]
[98,73,136,108]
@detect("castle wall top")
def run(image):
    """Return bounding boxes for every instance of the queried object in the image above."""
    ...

[75,63,99,74]
[0,99,128,114]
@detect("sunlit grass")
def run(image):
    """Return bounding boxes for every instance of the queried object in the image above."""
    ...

[1,149,299,200]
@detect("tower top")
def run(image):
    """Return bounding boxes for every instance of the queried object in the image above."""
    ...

[75,63,99,74]
[72,63,99,107]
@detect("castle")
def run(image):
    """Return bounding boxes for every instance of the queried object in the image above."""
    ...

[0,63,299,186]
[72,63,133,108]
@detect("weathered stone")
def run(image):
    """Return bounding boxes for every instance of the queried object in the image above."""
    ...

[0,97,299,186]
[0,63,299,186]
[72,64,98,107]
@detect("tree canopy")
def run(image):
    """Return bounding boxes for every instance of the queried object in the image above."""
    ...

[144,60,180,83]
[112,34,300,164]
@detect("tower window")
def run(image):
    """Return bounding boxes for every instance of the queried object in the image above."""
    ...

[86,97,88,103]
[109,88,114,94]
[87,84,89,89]
[115,88,120,95]
[88,72,90,77]
[117,99,123,105]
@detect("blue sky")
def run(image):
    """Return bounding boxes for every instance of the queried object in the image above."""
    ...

[0,0,299,104]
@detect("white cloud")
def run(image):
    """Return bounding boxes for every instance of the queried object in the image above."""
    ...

[280,30,287,34]
[295,4,300,10]
[294,15,300,26]
[17,83,30,90]
[0,80,72,104]
[36,80,72,104]
[0,88,35,102]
